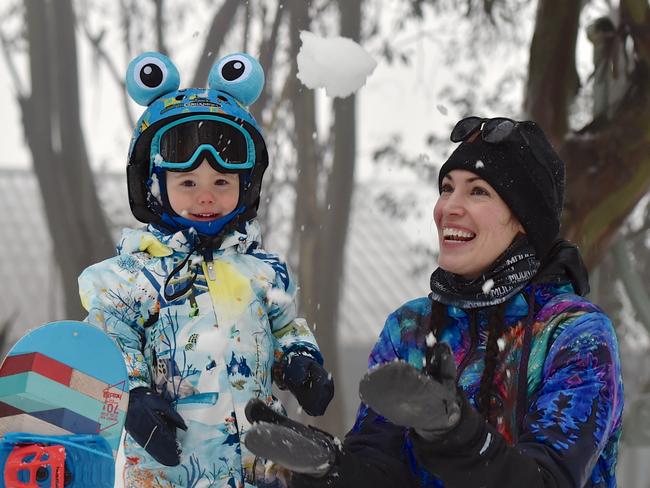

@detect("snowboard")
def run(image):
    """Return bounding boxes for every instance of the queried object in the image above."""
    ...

[0,320,129,487]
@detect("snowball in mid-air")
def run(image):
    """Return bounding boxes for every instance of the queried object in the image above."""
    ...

[297,30,378,98]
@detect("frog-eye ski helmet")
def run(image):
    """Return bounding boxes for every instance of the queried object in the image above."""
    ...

[125,51,268,242]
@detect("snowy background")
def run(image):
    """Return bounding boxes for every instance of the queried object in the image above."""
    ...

[1,0,650,486]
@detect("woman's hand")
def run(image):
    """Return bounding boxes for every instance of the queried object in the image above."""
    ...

[359,342,461,440]
[244,399,338,477]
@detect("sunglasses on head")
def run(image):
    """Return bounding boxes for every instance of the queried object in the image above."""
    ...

[451,116,560,203]
[450,116,524,144]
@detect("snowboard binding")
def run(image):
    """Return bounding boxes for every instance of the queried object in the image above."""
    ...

[0,433,114,488]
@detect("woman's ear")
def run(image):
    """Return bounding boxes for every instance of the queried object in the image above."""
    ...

[511,217,525,235]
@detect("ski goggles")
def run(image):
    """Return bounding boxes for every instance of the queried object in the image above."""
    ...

[149,115,256,173]
[451,116,523,144]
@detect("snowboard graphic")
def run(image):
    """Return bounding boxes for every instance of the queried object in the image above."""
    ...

[0,321,129,487]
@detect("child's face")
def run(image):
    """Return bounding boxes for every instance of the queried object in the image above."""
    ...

[166,159,239,221]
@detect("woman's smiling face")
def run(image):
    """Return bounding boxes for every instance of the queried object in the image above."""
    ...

[434,169,524,279]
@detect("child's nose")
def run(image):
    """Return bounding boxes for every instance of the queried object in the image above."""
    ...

[198,190,216,204]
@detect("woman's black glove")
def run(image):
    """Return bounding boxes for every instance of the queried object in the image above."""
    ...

[281,355,334,416]
[125,387,188,466]
[244,398,338,477]
[359,342,461,440]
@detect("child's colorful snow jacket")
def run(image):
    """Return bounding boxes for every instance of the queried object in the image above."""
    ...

[79,220,321,488]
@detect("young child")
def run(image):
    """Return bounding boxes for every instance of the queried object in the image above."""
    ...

[78,51,334,488]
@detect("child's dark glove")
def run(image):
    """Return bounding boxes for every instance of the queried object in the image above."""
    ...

[244,398,338,477]
[282,355,334,416]
[359,342,461,440]
[125,387,188,466]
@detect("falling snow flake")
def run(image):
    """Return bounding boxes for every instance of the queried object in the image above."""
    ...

[267,288,293,305]
[482,279,494,294]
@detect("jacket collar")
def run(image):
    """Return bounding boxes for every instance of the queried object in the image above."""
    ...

[116,219,263,257]
[533,239,589,296]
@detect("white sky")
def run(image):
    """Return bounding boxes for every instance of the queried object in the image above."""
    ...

[0,3,450,176]
[0,0,604,247]
[0,2,451,250]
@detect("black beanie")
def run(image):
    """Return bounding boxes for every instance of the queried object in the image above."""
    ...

[438,119,565,258]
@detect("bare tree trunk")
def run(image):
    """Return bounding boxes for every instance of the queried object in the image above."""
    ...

[252,3,285,123]
[192,0,241,86]
[242,0,251,53]
[525,0,650,268]
[22,0,113,319]
[612,239,650,332]
[286,0,351,434]
[287,0,321,325]
[285,0,363,436]
[153,0,168,55]
[313,0,362,438]
[524,0,582,145]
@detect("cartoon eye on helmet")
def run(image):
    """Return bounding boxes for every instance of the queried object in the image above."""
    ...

[126,52,181,105]
[208,53,264,106]
[125,51,268,242]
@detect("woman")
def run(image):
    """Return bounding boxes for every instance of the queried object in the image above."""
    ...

[244,117,623,488]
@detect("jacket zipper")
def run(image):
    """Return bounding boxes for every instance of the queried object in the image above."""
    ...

[455,310,479,382]
[203,248,216,281]
[206,260,217,281]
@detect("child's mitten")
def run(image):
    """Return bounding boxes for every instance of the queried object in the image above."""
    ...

[125,387,188,466]
[282,355,334,416]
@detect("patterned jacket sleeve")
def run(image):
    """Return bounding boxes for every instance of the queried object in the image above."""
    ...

[411,310,623,488]
[266,258,323,374]
[78,254,157,390]
[292,308,422,488]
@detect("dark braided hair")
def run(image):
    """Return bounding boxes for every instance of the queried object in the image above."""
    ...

[478,303,507,421]
[425,298,507,425]
[423,300,448,373]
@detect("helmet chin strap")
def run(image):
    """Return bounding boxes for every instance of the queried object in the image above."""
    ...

[159,206,245,237]
[152,166,251,240]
